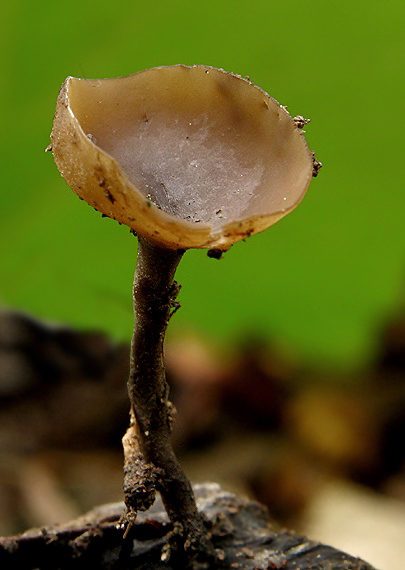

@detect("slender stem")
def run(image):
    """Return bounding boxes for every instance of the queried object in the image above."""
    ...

[122,235,211,558]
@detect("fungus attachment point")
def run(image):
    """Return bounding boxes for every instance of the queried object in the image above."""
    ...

[50,65,320,563]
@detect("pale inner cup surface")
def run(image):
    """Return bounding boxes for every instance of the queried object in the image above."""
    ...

[109,114,264,229]
[69,68,311,229]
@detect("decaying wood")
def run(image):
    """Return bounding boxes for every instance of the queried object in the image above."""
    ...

[0,483,377,569]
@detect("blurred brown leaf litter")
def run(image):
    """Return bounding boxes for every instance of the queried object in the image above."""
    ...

[0,309,403,565]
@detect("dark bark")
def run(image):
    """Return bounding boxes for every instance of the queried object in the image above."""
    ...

[0,483,378,570]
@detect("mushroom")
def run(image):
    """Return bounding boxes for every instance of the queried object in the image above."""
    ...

[51,65,316,251]
[50,65,320,562]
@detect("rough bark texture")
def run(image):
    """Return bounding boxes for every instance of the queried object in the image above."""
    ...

[122,237,212,561]
[0,483,377,569]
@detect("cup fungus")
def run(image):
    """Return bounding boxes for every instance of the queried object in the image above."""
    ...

[51,65,318,251]
[50,64,321,563]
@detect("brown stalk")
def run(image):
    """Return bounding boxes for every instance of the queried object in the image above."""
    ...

[122,235,212,561]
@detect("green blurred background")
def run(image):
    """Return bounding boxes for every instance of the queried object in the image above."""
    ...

[1,0,404,371]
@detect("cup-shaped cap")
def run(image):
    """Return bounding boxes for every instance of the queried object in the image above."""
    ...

[51,65,315,250]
